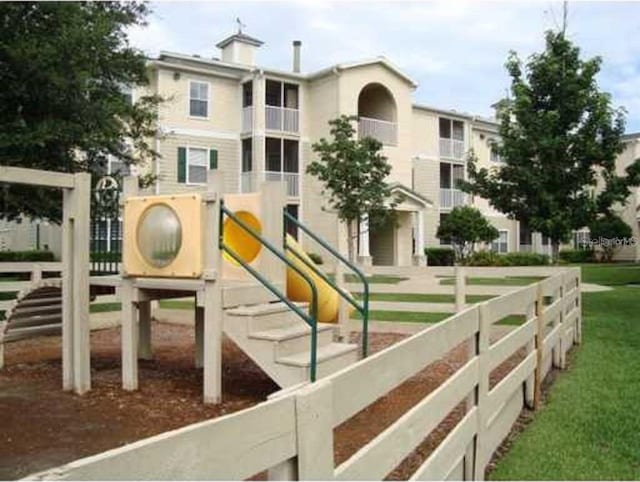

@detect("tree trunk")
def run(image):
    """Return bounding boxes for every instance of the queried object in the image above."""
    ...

[551,242,560,264]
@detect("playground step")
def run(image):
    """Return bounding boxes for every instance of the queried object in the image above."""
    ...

[3,323,62,343]
[11,304,62,318]
[15,296,62,307]
[276,342,358,368]
[9,314,62,329]
[227,301,309,331]
[249,322,335,357]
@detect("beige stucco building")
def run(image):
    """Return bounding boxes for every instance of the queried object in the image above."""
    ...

[7,30,639,264]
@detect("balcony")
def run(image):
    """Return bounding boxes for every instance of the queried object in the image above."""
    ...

[358,117,397,146]
[242,106,253,133]
[266,106,299,133]
[440,189,466,209]
[439,138,465,160]
[240,171,254,193]
[265,171,300,198]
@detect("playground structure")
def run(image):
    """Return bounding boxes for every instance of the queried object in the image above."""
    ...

[31,265,583,481]
[0,167,370,403]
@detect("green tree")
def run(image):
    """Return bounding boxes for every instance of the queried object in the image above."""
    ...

[588,214,633,262]
[308,115,397,261]
[0,2,161,222]
[461,30,640,262]
[436,206,499,262]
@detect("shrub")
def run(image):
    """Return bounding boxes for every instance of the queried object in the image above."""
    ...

[559,248,595,264]
[0,250,55,262]
[502,252,550,266]
[425,247,455,266]
[90,251,121,263]
[465,250,550,267]
[306,252,324,265]
[465,250,508,266]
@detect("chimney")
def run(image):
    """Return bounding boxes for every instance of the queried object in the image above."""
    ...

[293,40,301,73]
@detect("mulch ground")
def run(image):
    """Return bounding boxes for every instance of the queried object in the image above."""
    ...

[0,321,525,480]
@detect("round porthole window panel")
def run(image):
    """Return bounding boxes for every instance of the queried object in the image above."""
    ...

[136,204,183,268]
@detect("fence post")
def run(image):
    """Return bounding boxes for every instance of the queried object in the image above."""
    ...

[554,274,565,370]
[195,305,204,369]
[31,264,42,284]
[533,282,545,410]
[295,380,334,480]
[524,296,536,409]
[575,268,582,345]
[455,266,466,312]
[473,303,490,480]
[138,300,152,360]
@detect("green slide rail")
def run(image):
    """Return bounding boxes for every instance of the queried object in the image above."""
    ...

[220,202,320,382]
[283,209,370,358]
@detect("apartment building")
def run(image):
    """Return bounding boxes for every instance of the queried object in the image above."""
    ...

[6,30,639,264]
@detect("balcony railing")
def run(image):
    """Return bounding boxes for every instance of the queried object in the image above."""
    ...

[440,188,466,209]
[242,106,253,133]
[240,171,254,193]
[439,138,465,160]
[266,106,299,133]
[358,117,397,146]
[265,171,300,198]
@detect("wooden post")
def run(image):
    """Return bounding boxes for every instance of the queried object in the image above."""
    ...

[553,276,564,369]
[473,304,490,481]
[575,269,582,345]
[259,181,286,286]
[524,297,536,409]
[195,305,204,369]
[61,187,74,391]
[31,264,42,284]
[121,176,139,391]
[455,266,466,312]
[533,282,545,409]
[295,380,334,480]
[202,172,223,404]
[71,172,91,394]
[268,459,298,481]
[121,279,138,390]
[138,300,152,360]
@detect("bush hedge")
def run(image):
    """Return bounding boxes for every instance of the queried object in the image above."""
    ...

[90,251,121,263]
[559,248,596,264]
[465,250,550,267]
[425,247,455,266]
[0,250,55,262]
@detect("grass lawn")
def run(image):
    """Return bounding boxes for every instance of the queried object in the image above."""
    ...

[343,274,407,284]
[351,310,451,323]
[353,292,494,303]
[577,262,640,286]
[490,283,640,478]
[90,302,122,313]
[159,299,195,310]
[439,276,544,286]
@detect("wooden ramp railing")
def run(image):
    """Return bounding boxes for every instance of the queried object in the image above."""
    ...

[29,267,581,481]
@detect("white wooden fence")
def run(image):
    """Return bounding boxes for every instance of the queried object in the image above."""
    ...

[30,268,581,481]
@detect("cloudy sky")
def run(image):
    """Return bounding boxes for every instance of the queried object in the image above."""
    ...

[128,1,640,132]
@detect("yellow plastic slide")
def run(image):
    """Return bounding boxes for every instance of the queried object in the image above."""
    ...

[285,234,345,323]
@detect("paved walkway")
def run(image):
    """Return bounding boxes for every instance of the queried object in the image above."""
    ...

[580,282,612,292]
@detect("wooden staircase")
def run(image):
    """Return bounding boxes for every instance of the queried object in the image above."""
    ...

[224,301,358,388]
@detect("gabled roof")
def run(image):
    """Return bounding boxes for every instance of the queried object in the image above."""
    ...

[216,32,264,49]
[389,182,433,208]
[309,56,418,88]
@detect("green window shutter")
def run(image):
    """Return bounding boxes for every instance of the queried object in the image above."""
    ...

[177,147,186,183]
[209,149,218,170]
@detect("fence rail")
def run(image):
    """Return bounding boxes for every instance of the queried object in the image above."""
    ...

[31,267,581,481]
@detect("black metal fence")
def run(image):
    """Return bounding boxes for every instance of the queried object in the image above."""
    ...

[90,176,121,275]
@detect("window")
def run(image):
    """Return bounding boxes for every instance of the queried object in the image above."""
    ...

[242,138,252,172]
[242,81,253,107]
[492,230,509,253]
[519,222,532,247]
[440,162,464,189]
[266,80,299,109]
[187,147,207,184]
[189,81,209,118]
[439,212,451,245]
[285,204,299,240]
[574,230,590,249]
[265,138,299,173]
[490,146,501,163]
[439,118,464,141]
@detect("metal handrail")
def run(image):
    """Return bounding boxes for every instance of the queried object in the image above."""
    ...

[220,202,319,381]
[283,209,370,357]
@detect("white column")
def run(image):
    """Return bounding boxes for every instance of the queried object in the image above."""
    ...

[358,216,370,258]
[412,210,427,266]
